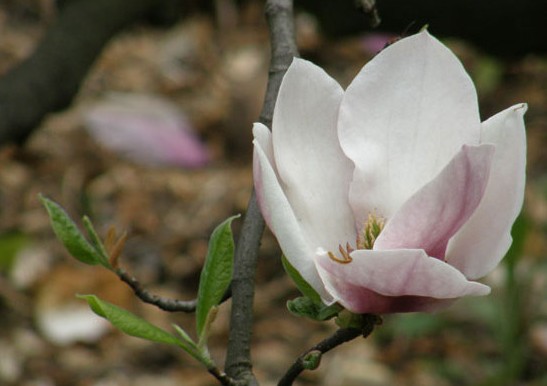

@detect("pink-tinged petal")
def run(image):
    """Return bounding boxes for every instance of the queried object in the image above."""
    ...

[315,248,490,314]
[252,123,276,227]
[375,144,495,259]
[253,126,333,302]
[272,58,356,252]
[338,31,481,224]
[84,93,209,168]
[446,104,527,279]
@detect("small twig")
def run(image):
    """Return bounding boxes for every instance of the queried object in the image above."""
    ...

[356,0,381,27]
[116,267,232,312]
[209,367,238,386]
[116,268,198,312]
[277,322,378,386]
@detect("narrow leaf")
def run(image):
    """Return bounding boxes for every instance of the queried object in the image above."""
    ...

[40,195,101,266]
[82,216,111,269]
[172,324,215,368]
[78,294,182,346]
[173,324,198,349]
[197,306,219,349]
[282,255,322,304]
[196,215,239,338]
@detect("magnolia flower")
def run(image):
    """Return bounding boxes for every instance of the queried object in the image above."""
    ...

[252,31,526,314]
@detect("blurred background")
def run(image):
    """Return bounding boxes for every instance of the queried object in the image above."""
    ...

[0,1,545,385]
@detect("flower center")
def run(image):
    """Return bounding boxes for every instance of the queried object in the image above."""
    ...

[328,213,385,264]
[357,213,385,250]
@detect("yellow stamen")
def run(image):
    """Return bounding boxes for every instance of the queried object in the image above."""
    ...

[328,243,353,264]
[327,213,385,264]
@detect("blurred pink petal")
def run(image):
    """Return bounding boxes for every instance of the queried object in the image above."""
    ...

[84,93,209,168]
[360,33,398,54]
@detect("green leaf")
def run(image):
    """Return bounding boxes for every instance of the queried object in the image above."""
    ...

[78,294,183,346]
[196,215,239,338]
[287,296,342,321]
[173,324,199,350]
[40,195,102,266]
[282,255,322,304]
[78,297,219,368]
[82,216,111,268]
[172,324,215,369]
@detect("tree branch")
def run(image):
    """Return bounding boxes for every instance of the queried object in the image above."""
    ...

[278,315,380,386]
[224,0,298,384]
[208,367,238,386]
[0,0,180,145]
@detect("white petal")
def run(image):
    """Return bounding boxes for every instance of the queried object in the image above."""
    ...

[375,144,494,259]
[272,58,356,252]
[338,30,481,224]
[253,123,277,225]
[315,248,490,314]
[446,104,527,279]
[253,126,332,302]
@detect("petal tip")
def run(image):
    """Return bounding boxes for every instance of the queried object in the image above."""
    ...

[252,122,270,137]
[513,103,528,115]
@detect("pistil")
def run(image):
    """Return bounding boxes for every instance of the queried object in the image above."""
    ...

[357,213,385,250]
[328,213,385,264]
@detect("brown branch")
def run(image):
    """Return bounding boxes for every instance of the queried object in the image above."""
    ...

[208,367,238,386]
[277,315,381,386]
[224,0,298,384]
[116,268,198,312]
[116,267,232,313]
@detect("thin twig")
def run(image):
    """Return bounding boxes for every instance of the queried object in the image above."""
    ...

[224,0,298,384]
[116,268,198,312]
[277,318,379,386]
[357,0,381,28]
[117,268,231,312]
[208,367,239,386]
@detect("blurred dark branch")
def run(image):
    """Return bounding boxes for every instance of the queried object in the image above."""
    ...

[116,267,232,313]
[356,0,381,27]
[295,0,547,57]
[0,0,182,145]
[278,316,380,386]
[224,0,298,384]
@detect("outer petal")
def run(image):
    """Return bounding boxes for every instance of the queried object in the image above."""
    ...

[272,58,356,253]
[253,122,276,225]
[374,144,495,259]
[252,123,332,302]
[338,30,481,224]
[446,104,527,279]
[315,249,490,314]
